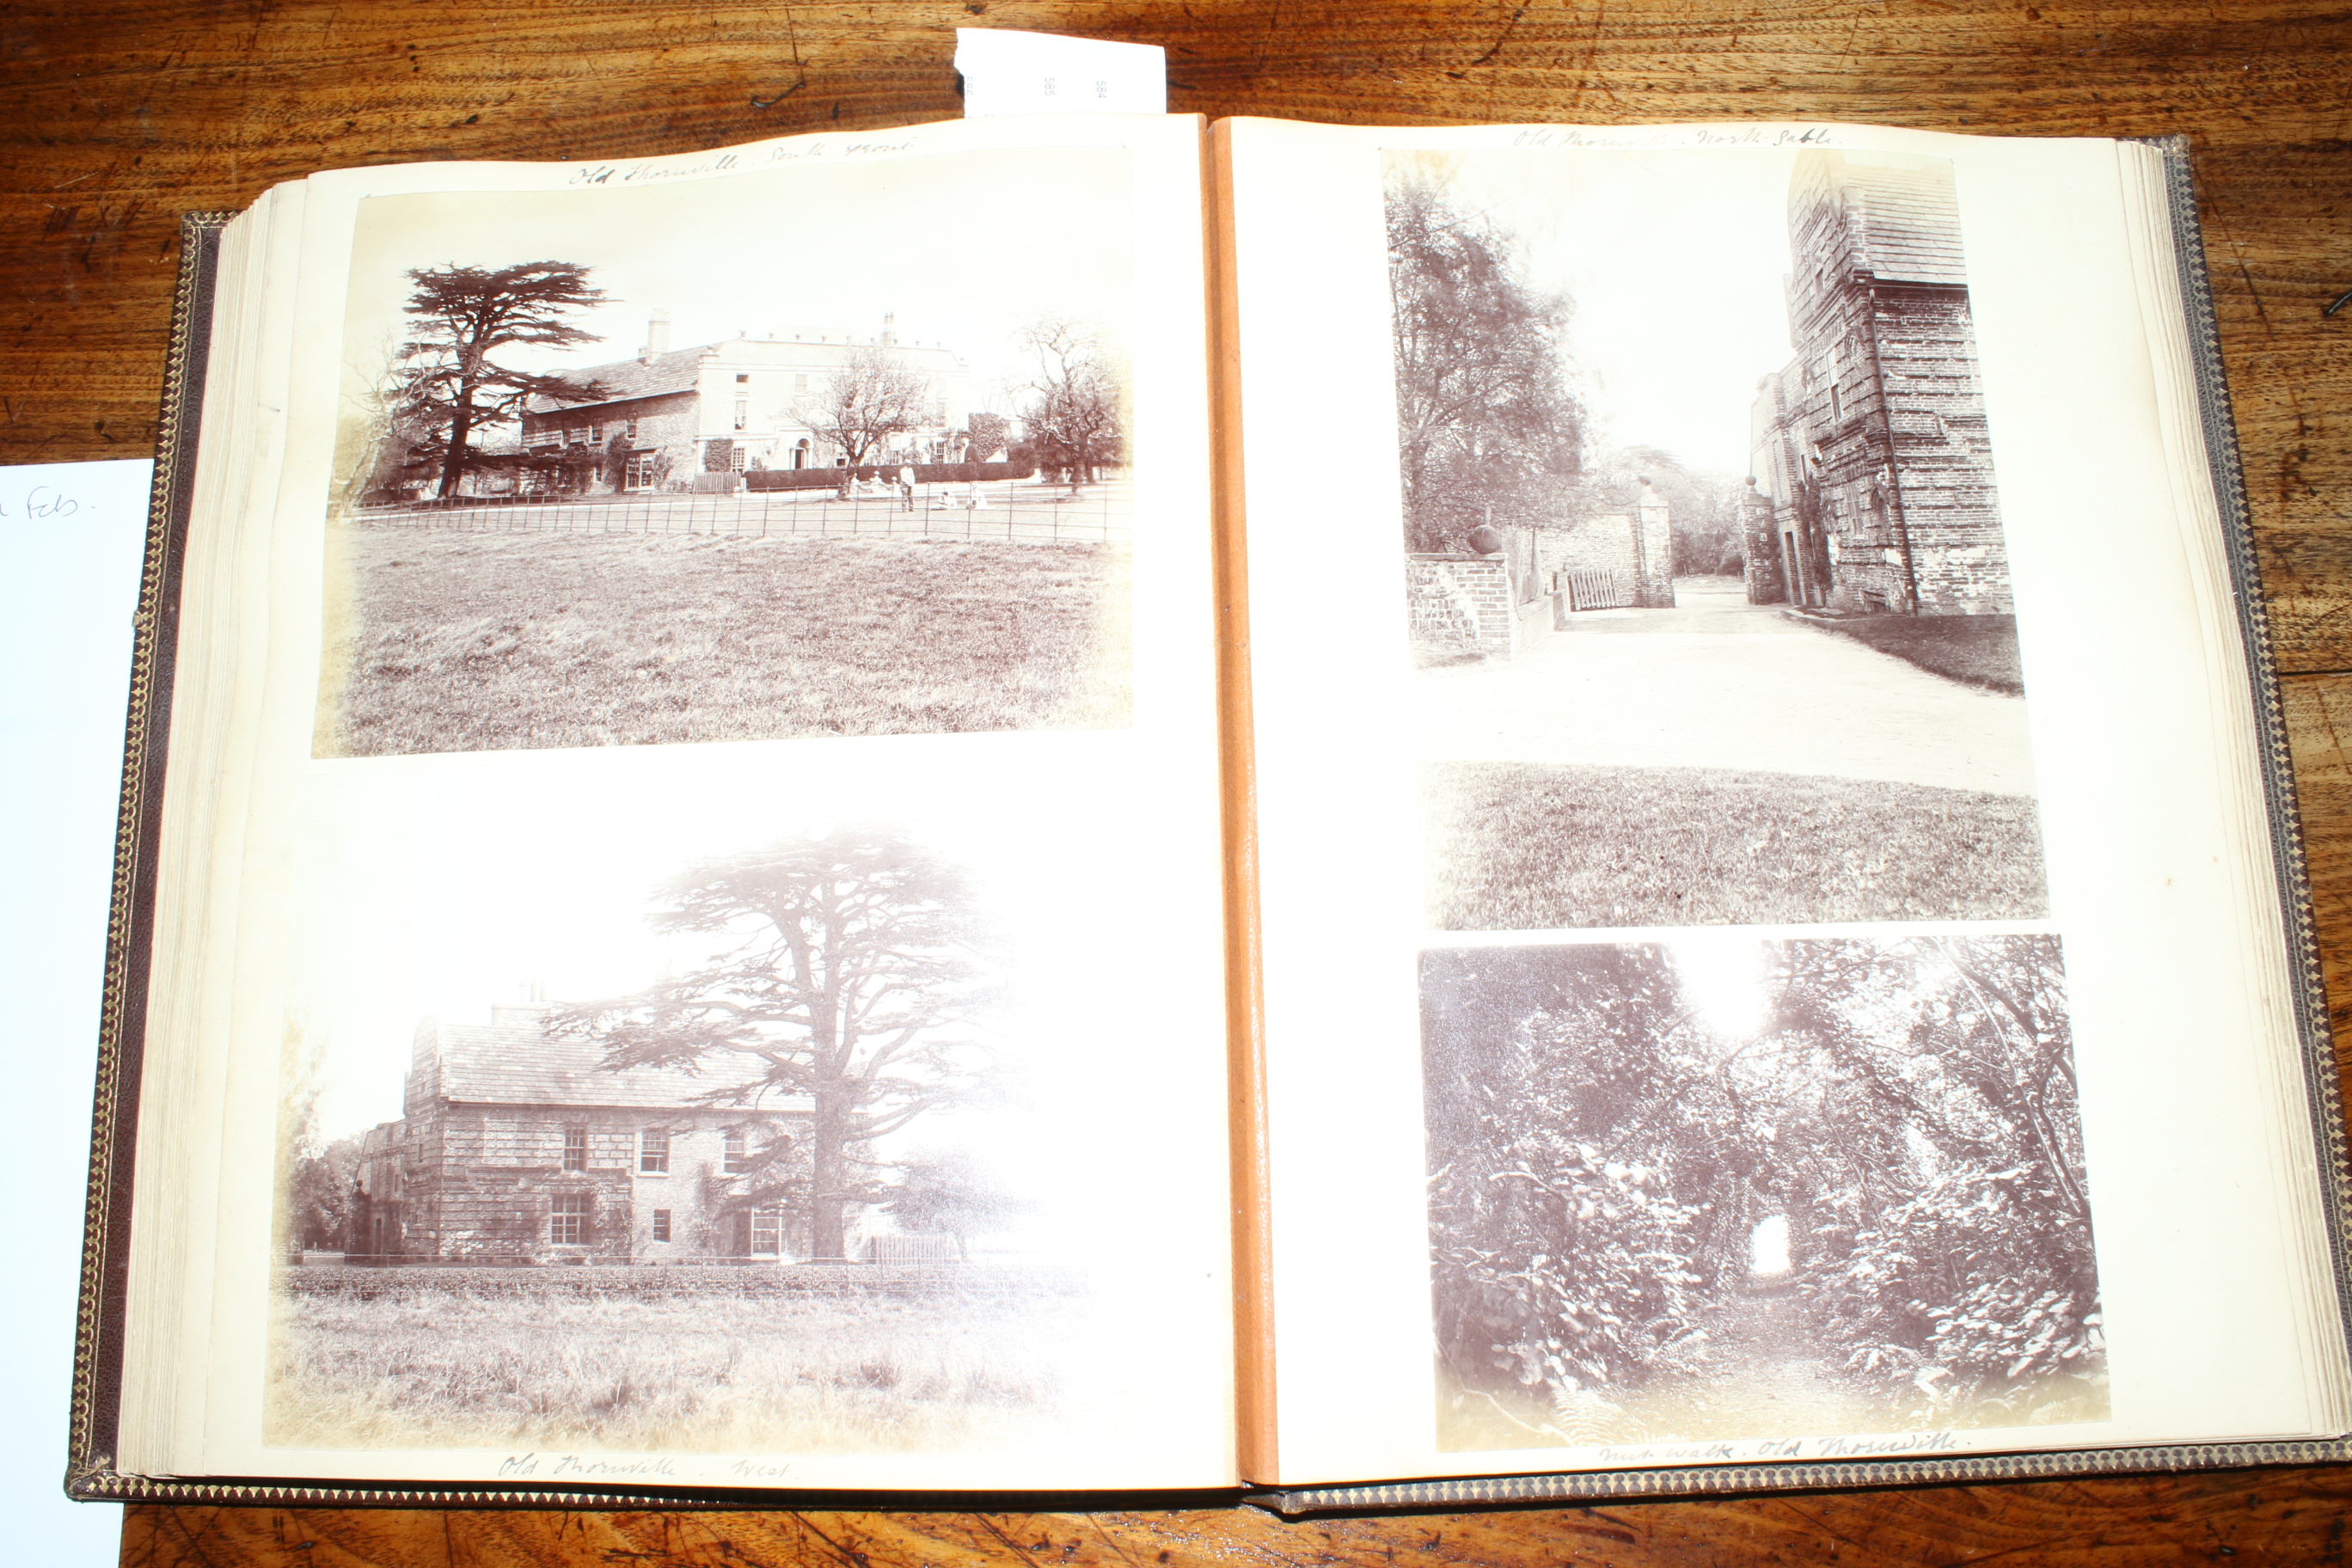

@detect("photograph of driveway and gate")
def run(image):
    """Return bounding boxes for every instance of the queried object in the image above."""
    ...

[1396,144,2045,932]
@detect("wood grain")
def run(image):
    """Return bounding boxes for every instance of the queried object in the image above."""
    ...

[110,1469,2352,1566]
[7,0,2347,1561]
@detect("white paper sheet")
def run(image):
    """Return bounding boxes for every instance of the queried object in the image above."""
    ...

[1,457,152,1561]
[957,29,1166,118]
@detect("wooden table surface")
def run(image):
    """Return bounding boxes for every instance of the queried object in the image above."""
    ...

[8,0,2349,1562]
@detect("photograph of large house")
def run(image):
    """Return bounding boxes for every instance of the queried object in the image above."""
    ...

[516,311,976,493]
[314,154,1139,758]
[349,1002,824,1265]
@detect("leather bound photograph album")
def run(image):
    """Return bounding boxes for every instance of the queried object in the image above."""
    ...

[69,112,2352,1514]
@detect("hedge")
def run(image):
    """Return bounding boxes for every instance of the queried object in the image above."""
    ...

[276,1262,1082,1302]
[743,462,1036,493]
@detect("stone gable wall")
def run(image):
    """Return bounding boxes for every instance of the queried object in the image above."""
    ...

[521,389,701,493]
[1780,162,2012,617]
[1857,287,2010,613]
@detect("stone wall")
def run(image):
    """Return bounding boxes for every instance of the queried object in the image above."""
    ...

[522,388,701,493]
[1407,554,1516,658]
[1790,279,2011,614]
[356,1027,812,1264]
[1779,153,2012,616]
[1634,499,1676,608]
[361,1103,809,1264]
[1545,512,1673,609]
[1552,513,1638,579]
[1739,484,1787,604]
[1853,286,2009,613]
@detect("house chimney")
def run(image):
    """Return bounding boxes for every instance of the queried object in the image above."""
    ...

[881,312,898,347]
[488,981,551,1029]
[640,310,671,362]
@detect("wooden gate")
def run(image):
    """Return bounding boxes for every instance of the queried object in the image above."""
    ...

[1561,567,1635,611]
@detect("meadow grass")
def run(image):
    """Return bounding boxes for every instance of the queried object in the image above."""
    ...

[1425,761,2049,928]
[267,1275,1090,1454]
[1812,613,2026,695]
[314,525,1130,756]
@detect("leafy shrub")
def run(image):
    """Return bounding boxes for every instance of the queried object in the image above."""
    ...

[1928,1277,2102,1387]
[1424,936,2104,1437]
[1811,1161,2102,1412]
[1431,1136,1703,1403]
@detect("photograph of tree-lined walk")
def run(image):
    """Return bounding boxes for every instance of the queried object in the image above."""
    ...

[316,147,1137,757]
[1424,934,2104,1452]
[1390,147,2048,928]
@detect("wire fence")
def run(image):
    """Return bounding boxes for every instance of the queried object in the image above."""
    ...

[279,1260,1080,1301]
[347,480,1133,545]
[297,1235,979,1270]
[304,1252,902,1269]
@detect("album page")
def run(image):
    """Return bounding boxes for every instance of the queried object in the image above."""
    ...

[113,112,1240,1494]
[1219,115,2350,1487]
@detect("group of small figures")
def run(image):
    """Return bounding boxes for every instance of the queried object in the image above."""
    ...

[840,470,995,511]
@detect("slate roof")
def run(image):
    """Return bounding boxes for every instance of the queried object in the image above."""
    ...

[522,345,712,416]
[1797,152,1969,289]
[423,1018,810,1112]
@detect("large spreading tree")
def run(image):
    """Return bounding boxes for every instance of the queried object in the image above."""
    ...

[808,346,935,469]
[1387,182,1587,553]
[553,830,995,1261]
[395,261,612,499]
[885,1148,1032,1260]
[1015,317,1124,488]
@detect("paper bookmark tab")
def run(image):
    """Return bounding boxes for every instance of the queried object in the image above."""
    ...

[956,28,1167,118]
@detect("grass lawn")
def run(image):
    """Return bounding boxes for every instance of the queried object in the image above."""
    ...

[1810,613,2025,695]
[315,525,1130,756]
[267,1273,1092,1454]
[1425,761,2049,928]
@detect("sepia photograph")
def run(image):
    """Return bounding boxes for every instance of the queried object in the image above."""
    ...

[315,146,1138,757]
[261,761,1220,1459]
[1422,934,2104,1452]
[1390,147,2047,929]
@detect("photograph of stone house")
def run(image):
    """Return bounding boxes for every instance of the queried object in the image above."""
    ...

[266,547,1241,1462]
[348,1002,821,1265]
[516,311,974,495]
[1388,145,2047,929]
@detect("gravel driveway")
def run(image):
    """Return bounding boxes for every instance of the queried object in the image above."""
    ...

[1414,579,2039,799]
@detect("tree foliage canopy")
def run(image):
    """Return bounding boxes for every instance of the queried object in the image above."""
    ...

[1387,183,1587,553]
[1014,317,1125,487]
[885,1148,1032,1260]
[1594,444,1748,577]
[808,346,936,469]
[1424,936,2100,1432]
[394,261,612,499]
[965,409,1014,465]
[553,830,995,1260]
[279,1019,362,1254]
